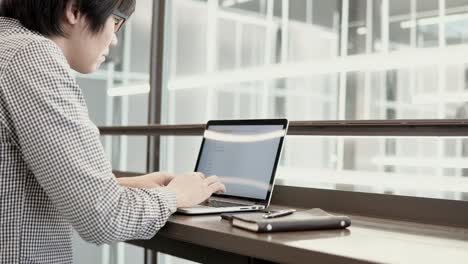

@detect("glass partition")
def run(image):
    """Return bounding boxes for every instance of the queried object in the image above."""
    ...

[160,135,468,201]
[158,0,468,202]
[162,0,468,123]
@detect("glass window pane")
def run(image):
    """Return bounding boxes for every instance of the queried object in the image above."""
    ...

[100,136,148,172]
[160,0,468,214]
[161,135,468,202]
[163,0,468,122]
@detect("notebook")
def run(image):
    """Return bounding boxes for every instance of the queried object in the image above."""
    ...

[177,119,289,215]
[230,208,351,233]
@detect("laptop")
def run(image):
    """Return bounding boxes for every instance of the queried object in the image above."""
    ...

[177,119,288,215]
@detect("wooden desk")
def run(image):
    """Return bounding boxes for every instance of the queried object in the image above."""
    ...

[129,208,468,264]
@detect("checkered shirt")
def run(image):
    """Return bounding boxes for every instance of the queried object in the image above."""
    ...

[0,17,177,264]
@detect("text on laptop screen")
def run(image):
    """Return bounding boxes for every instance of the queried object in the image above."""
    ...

[196,125,285,200]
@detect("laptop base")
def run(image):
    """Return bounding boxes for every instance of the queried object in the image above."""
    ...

[177,205,265,215]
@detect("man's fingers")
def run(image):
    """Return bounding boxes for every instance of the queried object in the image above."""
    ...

[194,172,205,180]
[163,174,176,185]
[204,175,221,186]
[208,182,226,194]
[204,176,226,194]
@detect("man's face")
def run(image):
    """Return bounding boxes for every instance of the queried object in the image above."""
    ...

[66,15,118,74]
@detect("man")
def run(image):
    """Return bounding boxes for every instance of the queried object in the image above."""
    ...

[0,0,225,263]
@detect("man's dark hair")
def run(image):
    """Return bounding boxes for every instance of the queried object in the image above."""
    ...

[0,0,136,36]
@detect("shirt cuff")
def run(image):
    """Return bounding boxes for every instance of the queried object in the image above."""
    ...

[156,188,177,214]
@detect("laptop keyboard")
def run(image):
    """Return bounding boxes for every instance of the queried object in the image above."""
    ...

[203,200,247,208]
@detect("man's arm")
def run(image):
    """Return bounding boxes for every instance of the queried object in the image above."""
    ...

[116,172,175,189]
[1,38,176,244]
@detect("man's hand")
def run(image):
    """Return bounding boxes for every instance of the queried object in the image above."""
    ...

[117,172,226,208]
[165,172,226,208]
[117,172,175,189]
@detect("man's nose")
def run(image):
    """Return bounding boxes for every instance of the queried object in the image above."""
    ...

[111,33,118,46]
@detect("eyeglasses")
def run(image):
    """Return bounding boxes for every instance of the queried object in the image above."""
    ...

[112,10,128,33]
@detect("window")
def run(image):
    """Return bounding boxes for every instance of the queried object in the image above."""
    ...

[160,0,468,202]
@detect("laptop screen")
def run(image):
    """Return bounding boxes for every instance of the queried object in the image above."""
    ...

[195,121,287,202]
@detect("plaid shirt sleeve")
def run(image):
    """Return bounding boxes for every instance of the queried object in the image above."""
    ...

[1,37,177,245]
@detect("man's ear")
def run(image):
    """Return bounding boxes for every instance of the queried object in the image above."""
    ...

[64,1,81,25]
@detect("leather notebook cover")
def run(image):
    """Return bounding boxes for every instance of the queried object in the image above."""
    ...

[231,208,351,233]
